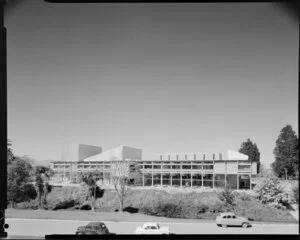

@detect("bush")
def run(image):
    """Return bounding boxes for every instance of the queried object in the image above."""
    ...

[292,184,299,204]
[218,187,235,211]
[16,199,39,210]
[254,175,293,209]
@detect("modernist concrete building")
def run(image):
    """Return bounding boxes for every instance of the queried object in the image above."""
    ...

[50,145,256,190]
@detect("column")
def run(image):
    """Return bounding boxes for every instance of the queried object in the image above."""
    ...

[161,174,163,187]
[142,173,144,187]
[151,173,154,186]
[180,174,182,188]
[170,174,173,187]
[201,174,204,187]
[225,162,227,188]
[191,173,193,188]
[237,161,239,190]
[250,160,252,190]
[213,173,215,189]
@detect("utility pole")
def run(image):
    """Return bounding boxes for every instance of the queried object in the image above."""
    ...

[0,0,8,238]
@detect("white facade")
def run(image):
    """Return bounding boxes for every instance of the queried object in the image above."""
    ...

[84,145,142,162]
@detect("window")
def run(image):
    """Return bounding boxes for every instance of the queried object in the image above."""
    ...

[232,216,236,219]
[222,216,226,219]
[151,226,157,230]
[227,216,231,219]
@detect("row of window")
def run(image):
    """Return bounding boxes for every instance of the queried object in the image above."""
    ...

[143,165,214,170]
[159,154,222,161]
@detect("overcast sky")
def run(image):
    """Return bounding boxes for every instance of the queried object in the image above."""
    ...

[6,1,298,167]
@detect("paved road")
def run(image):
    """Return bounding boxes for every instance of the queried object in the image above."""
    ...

[5,218,299,238]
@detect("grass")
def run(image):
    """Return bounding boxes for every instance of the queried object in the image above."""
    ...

[5,208,210,223]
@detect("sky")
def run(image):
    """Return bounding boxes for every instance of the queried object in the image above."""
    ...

[6,1,298,167]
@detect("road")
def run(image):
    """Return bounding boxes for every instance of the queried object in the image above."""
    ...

[5,218,299,238]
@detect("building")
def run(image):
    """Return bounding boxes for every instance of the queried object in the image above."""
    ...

[50,144,256,190]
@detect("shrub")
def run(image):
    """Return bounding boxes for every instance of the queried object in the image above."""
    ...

[16,199,38,210]
[292,184,299,204]
[218,187,235,211]
[254,175,293,209]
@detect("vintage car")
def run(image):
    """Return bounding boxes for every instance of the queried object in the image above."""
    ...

[75,222,115,235]
[135,222,170,235]
[216,212,251,228]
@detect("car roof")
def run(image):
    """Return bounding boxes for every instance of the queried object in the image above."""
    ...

[87,222,105,226]
[220,212,235,216]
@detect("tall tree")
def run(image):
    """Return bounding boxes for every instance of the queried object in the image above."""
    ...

[34,166,54,209]
[272,125,298,178]
[7,156,36,207]
[239,138,261,173]
[81,171,102,211]
[110,161,131,212]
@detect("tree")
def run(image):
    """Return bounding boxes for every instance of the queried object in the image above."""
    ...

[7,157,35,207]
[218,187,235,211]
[254,174,292,209]
[272,125,298,178]
[81,171,102,211]
[239,138,261,174]
[34,166,54,209]
[110,160,131,212]
[128,162,143,186]
[7,139,14,164]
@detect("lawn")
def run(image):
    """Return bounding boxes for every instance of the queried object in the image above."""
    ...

[5,208,209,223]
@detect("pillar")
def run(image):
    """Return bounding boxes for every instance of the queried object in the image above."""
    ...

[161,174,163,186]
[213,173,215,189]
[180,174,182,188]
[151,173,154,186]
[225,162,227,189]
[191,173,193,188]
[237,161,239,190]
[142,173,145,187]
[201,173,204,187]
[170,174,172,187]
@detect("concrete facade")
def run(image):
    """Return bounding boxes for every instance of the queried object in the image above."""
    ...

[61,144,102,162]
[84,145,142,162]
[51,147,256,190]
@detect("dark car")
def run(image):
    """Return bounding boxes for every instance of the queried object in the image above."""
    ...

[75,222,115,235]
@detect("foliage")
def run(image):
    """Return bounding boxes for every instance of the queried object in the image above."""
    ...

[128,162,143,186]
[217,187,235,211]
[16,186,296,222]
[110,161,131,212]
[34,166,54,209]
[7,156,36,207]
[254,174,292,209]
[292,184,299,204]
[272,125,298,178]
[239,138,261,173]
[7,139,14,164]
[16,199,39,210]
[80,171,102,211]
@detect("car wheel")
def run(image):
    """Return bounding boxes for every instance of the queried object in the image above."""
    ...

[242,223,248,228]
[222,224,227,228]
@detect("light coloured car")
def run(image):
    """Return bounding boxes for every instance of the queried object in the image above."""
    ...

[216,212,251,228]
[135,222,170,235]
